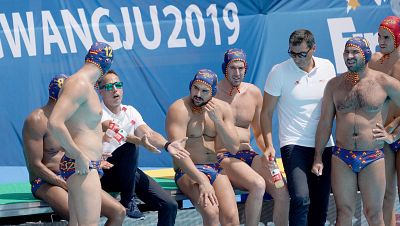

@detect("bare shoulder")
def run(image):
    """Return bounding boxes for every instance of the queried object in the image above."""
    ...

[244,82,262,96]
[214,98,231,110]
[391,59,400,80]
[370,52,383,64]
[23,108,47,135]
[167,97,190,120]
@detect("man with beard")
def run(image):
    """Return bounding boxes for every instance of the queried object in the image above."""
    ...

[261,29,335,226]
[368,15,400,226]
[98,70,190,225]
[215,48,289,226]
[312,37,400,225]
[166,69,240,226]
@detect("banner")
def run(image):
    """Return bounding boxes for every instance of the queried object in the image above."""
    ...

[0,0,392,167]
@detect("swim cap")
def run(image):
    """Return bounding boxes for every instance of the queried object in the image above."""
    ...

[345,37,372,64]
[49,74,68,100]
[222,48,247,76]
[380,16,400,48]
[85,42,113,76]
[189,69,218,96]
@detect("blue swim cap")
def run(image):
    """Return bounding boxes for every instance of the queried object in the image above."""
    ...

[85,42,113,76]
[49,74,68,100]
[345,37,372,64]
[189,69,218,96]
[222,48,247,76]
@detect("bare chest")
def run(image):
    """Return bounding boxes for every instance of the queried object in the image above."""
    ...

[187,113,216,138]
[67,90,102,128]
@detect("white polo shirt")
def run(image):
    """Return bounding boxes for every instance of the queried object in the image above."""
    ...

[264,57,335,148]
[101,102,146,149]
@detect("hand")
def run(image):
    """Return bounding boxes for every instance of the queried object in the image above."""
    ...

[373,123,395,144]
[101,152,112,161]
[167,137,190,159]
[100,160,114,170]
[141,135,161,153]
[75,153,90,175]
[311,156,323,176]
[204,99,222,123]
[197,182,218,207]
[264,146,276,160]
[260,154,270,168]
[57,177,68,191]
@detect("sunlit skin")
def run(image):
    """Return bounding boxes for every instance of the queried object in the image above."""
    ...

[190,82,212,107]
[289,42,316,72]
[343,46,366,73]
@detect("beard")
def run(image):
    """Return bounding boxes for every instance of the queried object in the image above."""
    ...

[192,96,209,107]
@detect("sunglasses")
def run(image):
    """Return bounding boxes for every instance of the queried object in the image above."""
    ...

[100,82,123,91]
[287,48,312,58]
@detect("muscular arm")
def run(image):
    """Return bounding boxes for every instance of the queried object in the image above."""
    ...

[251,88,266,151]
[135,124,167,149]
[260,92,279,157]
[386,63,400,106]
[206,99,239,152]
[22,113,66,189]
[314,81,336,160]
[48,81,85,159]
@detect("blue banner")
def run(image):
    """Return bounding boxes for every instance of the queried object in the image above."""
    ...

[0,0,392,167]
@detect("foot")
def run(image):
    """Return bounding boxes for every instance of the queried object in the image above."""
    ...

[126,198,145,219]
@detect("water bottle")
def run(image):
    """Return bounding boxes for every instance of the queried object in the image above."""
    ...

[268,157,284,189]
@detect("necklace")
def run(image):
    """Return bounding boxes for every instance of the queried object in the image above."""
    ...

[378,54,390,64]
[345,72,360,86]
[191,105,203,113]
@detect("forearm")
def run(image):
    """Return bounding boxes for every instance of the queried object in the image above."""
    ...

[147,132,168,150]
[48,122,82,159]
[314,123,332,159]
[125,134,143,145]
[31,164,64,187]
[260,112,274,149]
[213,119,239,151]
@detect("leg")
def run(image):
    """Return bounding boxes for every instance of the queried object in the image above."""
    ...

[358,159,385,226]
[281,145,311,226]
[135,169,178,226]
[212,174,240,226]
[308,147,332,226]
[35,183,69,220]
[100,190,126,226]
[219,158,265,226]
[67,170,102,226]
[251,155,289,226]
[383,144,396,226]
[101,143,138,207]
[331,155,358,226]
[177,174,220,226]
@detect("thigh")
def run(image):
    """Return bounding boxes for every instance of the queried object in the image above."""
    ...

[135,169,176,209]
[358,158,385,210]
[220,157,263,191]
[35,183,69,219]
[100,190,124,217]
[331,156,358,209]
[68,170,102,224]
[384,144,397,191]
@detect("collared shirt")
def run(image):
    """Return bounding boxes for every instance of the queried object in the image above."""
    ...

[264,57,335,148]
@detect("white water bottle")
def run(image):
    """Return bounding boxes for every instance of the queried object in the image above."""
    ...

[269,157,284,189]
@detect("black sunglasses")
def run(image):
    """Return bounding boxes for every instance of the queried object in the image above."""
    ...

[288,48,312,58]
[100,82,123,91]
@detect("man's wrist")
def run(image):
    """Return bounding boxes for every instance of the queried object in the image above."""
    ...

[164,141,171,152]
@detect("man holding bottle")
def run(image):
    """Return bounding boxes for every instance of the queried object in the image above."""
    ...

[215,48,289,226]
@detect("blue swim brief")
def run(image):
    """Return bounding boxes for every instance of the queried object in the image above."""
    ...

[217,149,258,166]
[175,164,222,185]
[332,146,384,173]
[59,155,104,181]
[389,138,400,152]
[30,172,62,197]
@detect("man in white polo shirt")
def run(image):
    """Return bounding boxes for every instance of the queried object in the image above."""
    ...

[260,29,335,226]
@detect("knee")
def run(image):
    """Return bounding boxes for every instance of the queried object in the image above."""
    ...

[248,176,266,195]
[162,199,178,213]
[202,206,220,222]
[290,195,310,208]
[111,204,127,221]
[336,204,355,219]
[364,205,383,224]
[220,208,239,226]
[272,189,290,206]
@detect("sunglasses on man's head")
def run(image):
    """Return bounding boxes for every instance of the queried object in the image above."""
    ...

[287,48,311,58]
[100,82,123,91]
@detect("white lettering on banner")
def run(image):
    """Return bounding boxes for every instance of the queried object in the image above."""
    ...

[328,17,378,73]
[133,6,161,50]
[0,12,36,58]
[0,2,240,59]
[61,9,92,53]
[42,10,67,55]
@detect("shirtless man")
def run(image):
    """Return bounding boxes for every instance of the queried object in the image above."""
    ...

[23,74,125,225]
[48,42,115,226]
[312,37,400,225]
[215,48,289,226]
[166,69,240,226]
[368,15,400,226]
